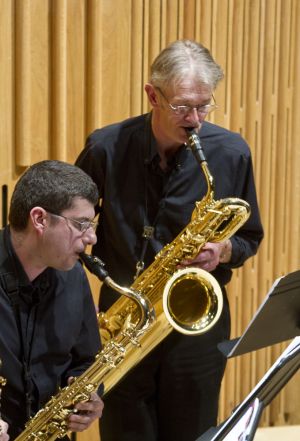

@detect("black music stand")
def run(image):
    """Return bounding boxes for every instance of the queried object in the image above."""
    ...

[195,269,300,441]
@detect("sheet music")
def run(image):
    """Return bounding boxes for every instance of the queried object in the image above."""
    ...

[223,271,300,357]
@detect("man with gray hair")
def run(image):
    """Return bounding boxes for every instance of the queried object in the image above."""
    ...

[76,40,264,441]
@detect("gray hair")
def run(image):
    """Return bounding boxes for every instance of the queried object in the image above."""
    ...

[149,40,224,90]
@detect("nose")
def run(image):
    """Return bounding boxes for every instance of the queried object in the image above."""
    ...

[185,107,205,125]
[83,227,97,246]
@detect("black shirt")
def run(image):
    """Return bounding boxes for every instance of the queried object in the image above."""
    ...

[76,114,264,309]
[0,227,101,439]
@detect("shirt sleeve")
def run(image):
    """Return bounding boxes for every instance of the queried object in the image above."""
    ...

[221,143,264,269]
[75,131,107,199]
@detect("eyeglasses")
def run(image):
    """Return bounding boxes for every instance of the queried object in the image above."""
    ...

[47,212,98,233]
[157,87,218,116]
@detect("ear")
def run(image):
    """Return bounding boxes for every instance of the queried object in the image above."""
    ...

[30,207,47,233]
[145,83,159,107]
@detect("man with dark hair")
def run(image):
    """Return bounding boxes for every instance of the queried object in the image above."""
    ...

[76,40,264,441]
[0,160,104,440]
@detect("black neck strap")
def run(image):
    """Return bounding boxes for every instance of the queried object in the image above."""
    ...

[135,115,157,279]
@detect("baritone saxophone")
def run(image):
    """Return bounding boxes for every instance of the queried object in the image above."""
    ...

[13,270,155,441]
[88,128,251,394]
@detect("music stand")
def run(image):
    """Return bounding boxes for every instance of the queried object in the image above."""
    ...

[195,269,300,441]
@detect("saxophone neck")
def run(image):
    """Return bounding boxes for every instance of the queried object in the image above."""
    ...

[185,128,215,202]
[79,253,155,333]
[103,277,155,334]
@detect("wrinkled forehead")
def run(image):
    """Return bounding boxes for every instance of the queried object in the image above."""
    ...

[162,66,214,90]
[164,76,213,99]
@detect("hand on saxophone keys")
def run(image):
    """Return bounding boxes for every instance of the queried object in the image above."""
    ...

[180,240,232,272]
[66,377,104,433]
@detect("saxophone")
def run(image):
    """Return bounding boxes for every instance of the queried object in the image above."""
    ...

[87,128,251,394]
[14,129,251,441]
[14,274,155,441]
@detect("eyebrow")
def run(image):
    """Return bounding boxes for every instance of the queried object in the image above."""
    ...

[172,96,212,105]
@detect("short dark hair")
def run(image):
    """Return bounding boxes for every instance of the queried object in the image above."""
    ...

[9,160,99,230]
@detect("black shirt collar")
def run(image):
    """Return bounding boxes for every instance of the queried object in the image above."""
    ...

[3,226,50,304]
[146,112,189,170]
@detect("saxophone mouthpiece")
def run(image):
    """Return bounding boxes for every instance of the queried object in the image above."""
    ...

[185,127,200,138]
[185,128,206,164]
[79,252,108,281]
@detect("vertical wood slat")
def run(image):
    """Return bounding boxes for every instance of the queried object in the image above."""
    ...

[0,0,14,178]
[15,0,50,166]
[86,0,103,135]
[211,0,230,130]
[0,1,300,439]
[98,0,133,126]
[0,0,14,230]
[64,0,86,163]
[130,0,144,116]
[15,0,32,166]
[165,0,180,42]
[51,0,68,161]
[143,0,163,114]
[182,0,197,40]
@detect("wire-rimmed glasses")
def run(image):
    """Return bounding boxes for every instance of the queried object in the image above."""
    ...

[157,87,218,116]
[47,212,98,233]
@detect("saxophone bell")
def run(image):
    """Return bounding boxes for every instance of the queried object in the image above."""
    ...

[163,267,223,335]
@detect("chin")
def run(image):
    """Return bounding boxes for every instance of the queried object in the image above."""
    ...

[55,258,78,272]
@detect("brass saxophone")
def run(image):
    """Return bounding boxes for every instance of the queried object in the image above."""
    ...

[89,128,251,394]
[14,273,155,441]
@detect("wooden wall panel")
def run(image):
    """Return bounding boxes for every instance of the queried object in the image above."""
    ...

[51,0,69,161]
[0,0,299,438]
[15,0,50,166]
[85,0,103,134]
[50,0,89,162]
[0,0,14,228]
[277,0,300,425]
[130,0,144,114]
[99,0,133,125]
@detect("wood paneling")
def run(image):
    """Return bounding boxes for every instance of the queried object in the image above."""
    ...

[0,0,299,437]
